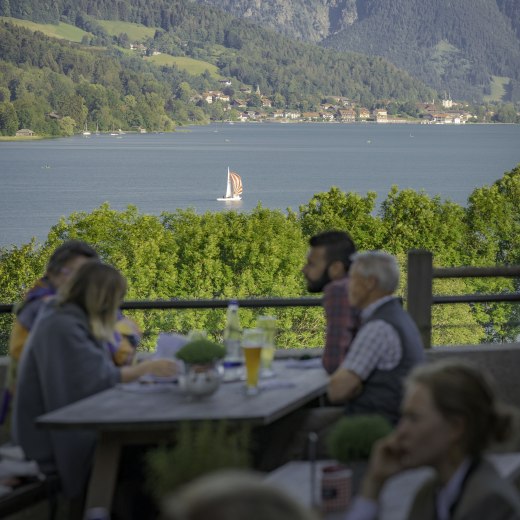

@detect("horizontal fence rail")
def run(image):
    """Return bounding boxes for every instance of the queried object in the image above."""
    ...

[121,297,323,310]
[2,250,519,350]
[407,249,520,348]
[0,297,323,315]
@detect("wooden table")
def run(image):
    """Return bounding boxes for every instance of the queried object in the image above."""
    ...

[36,361,328,512]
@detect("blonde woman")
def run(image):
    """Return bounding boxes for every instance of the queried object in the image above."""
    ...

[13,262,176,499]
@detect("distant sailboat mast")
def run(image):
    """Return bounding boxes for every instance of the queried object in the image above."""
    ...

[224,167,233,198]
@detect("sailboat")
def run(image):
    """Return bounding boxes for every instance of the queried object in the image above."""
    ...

[82,122,91,137]
[217,168,243,201]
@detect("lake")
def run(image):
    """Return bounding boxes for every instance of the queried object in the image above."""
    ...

[1,122,519,248]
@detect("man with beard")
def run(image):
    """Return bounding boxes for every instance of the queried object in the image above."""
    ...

[302,231,358,374]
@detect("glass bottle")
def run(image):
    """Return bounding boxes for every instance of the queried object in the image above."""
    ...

[223,300,243,381]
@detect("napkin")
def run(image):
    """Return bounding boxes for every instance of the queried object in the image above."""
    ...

[154,333,189,359]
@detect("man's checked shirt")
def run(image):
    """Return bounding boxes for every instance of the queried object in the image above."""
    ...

[341,295,402,380]
[322,277,359,374]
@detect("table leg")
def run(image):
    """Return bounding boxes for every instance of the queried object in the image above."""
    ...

[84,432,122,512]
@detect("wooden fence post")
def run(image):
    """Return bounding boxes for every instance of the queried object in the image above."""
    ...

[407,250,433,349]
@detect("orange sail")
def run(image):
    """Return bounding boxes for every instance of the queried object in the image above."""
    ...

[229,171,243,197]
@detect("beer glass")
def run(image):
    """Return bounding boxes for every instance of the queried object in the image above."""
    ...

[241,328,264,395]
[256,315,277,378]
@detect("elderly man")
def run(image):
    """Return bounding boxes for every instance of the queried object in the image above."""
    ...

[302,231,359,374]
[328,251,425,424]
[258,252,424,469]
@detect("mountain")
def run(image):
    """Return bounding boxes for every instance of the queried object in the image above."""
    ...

[190,0,520,102]
[0,0,436,108]
[0,0,439,136]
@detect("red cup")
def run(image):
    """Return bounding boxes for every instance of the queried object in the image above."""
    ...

[321,464,352,512]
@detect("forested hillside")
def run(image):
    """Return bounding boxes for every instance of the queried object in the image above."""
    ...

[0,1,436,136]
[323,0,520,102]
[184,0,520,102]
[2,164,520,352]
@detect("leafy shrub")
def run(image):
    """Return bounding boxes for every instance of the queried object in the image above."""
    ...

[146,421,250,501]
[326,414,392,463]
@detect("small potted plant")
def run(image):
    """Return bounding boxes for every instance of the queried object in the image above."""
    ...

[326,414,393,494]
[176,338,226,398]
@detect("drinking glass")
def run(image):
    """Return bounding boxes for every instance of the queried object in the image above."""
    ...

[241,328,264,395]
[256,316,277,378]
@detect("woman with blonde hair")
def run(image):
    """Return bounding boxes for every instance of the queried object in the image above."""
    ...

[347,359,520,520]
[13,261,176,499]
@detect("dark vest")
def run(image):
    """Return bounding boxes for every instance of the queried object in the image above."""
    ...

[344,298,425,425]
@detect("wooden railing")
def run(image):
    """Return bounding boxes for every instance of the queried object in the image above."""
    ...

[406,250,520,348]
[2,251,520,350]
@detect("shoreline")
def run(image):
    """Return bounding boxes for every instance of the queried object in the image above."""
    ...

[1,120,516,142]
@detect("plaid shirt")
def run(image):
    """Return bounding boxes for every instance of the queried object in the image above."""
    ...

[322,277,359,374]
[341,296,402,380]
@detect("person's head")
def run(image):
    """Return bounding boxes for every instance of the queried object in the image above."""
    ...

[396,359,511,471]
[45,240,99,289]
[162,470,318,520]
[58,261,127,342]
[347,251,399,309]
[302,231,356,293]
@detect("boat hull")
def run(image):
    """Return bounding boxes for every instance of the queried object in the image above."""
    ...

[217,196,242,201]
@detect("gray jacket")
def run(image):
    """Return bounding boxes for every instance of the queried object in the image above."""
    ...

[408,459,520,520]
[13,302,120,498]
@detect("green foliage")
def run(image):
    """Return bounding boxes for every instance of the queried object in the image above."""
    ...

[0,16,89,42]
[0,0,438,138]
[466,164,520,265]
[327,414,393,462]
[176,339,226,364]
[146,421,251,501]
[296,187,382,249]
[323,0,520,102]
[380,187,468,265]
[0,100,18,135]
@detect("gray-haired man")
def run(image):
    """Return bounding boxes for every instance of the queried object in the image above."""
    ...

[328,251,425,424]
[258,252,424,470]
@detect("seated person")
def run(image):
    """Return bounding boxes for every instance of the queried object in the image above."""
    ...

[2,240,140,426]
[328,251,425,425]
[302,231,359,374]
[12,261,176,499]
[348,359,520,520]
[259,252,424,469]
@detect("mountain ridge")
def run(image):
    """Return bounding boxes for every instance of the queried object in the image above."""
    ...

[191,0,520,102]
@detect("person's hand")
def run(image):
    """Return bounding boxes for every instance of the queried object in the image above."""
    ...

[360,432,406,500]
[141,358,178,378]
[121,358,178,383]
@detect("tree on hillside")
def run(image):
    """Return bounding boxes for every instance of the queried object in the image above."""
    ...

[295,187,382,249]
[0,101,18,135]
[379,186,468,265]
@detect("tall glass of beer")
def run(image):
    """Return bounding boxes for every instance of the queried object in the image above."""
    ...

[242,328,264,395]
